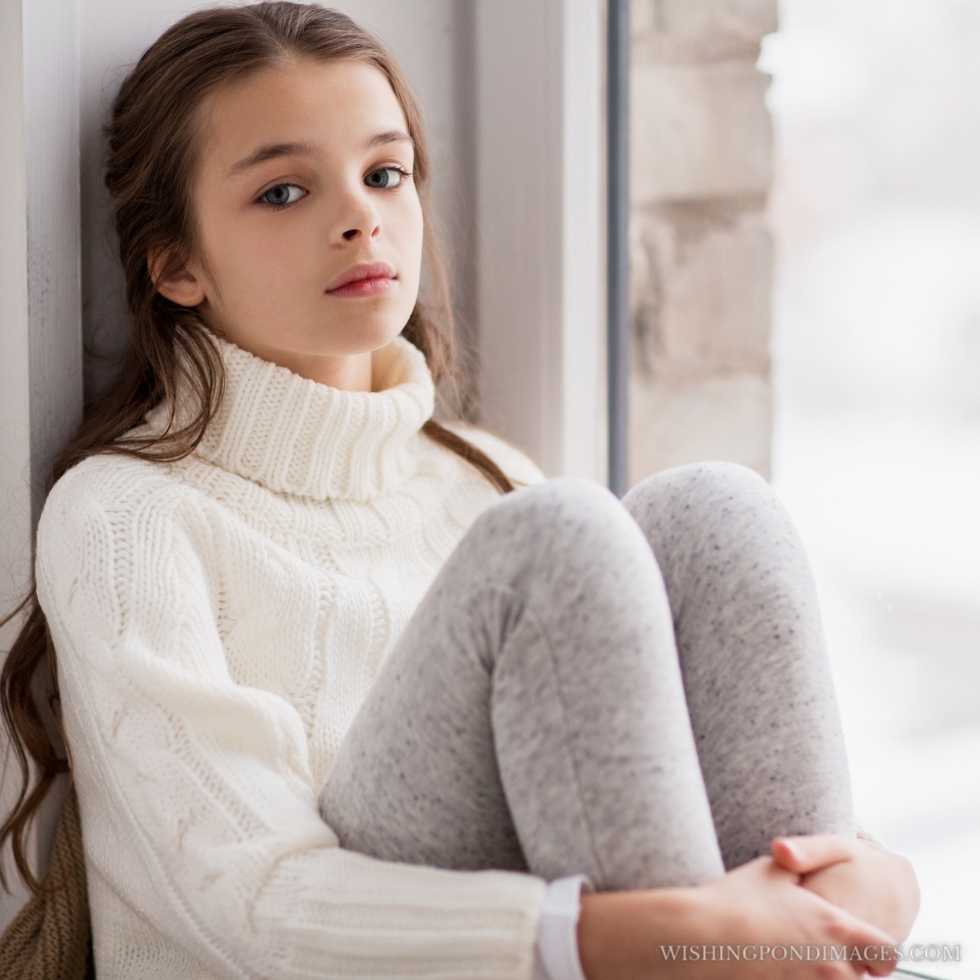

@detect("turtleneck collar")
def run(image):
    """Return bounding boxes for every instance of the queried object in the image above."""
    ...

[141,326,436,502]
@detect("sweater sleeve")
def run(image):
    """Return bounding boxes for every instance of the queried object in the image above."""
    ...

[34,471,548,980]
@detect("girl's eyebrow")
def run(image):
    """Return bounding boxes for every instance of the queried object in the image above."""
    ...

[226,130,414,178]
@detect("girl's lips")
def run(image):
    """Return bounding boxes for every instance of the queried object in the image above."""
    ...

[327,275,396,298]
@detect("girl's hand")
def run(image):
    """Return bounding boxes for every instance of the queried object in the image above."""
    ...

[770,834,921,946]
[688,852,900,978]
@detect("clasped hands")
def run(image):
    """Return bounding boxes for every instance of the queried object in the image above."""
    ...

[769,831,921,960]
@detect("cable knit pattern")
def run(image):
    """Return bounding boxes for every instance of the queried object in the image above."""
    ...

[34,325,552,979]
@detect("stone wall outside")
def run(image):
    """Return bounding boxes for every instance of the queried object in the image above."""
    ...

[629,0,779,482]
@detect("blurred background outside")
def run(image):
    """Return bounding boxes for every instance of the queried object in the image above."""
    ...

[766,2,979,971]
[630,2,978,973]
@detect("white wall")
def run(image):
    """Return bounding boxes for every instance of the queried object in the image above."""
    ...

[0,0,82,931]
[0,0,33,931]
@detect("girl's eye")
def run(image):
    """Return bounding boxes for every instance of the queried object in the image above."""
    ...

[256,166,415,212]
[257,183,307,210]
[365,165,414,190]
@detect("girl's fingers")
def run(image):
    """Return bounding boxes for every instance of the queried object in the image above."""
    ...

[771,833,858,873]
[836,908,899,977]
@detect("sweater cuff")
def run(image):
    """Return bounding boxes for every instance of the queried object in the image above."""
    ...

[532,874,594,980]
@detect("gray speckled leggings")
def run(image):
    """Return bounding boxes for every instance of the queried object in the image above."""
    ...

[318,462,857,891]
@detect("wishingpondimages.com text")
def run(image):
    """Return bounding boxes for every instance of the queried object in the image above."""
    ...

[658,943,963,965]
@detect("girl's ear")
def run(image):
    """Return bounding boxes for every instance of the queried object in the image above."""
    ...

[148,245,206,307]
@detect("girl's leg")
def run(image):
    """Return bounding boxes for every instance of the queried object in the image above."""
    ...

[620,461,857,870]
[319,474,726,891]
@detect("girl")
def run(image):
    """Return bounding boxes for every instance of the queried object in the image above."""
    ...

[0,3,918,978]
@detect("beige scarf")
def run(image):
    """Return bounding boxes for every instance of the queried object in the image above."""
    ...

[0,782,94,979]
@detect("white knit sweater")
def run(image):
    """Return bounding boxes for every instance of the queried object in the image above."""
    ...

[34,326,592,980]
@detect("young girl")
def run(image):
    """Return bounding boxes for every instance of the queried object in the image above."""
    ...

[0,3,918,978]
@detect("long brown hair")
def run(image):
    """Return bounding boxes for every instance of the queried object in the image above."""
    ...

[1,0,523,899]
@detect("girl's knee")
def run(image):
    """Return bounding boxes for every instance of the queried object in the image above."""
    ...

[642,460,765,493]
[491,474,619,522]
[473,474,636,557]
[624,460,770,513]
[621,461,780,548]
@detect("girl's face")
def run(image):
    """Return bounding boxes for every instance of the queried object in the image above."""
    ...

[157,57,423,385]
